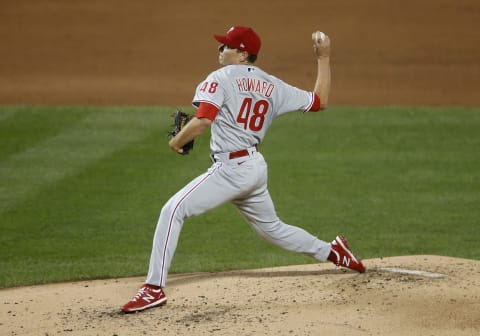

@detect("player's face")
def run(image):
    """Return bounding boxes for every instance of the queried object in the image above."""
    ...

[218,44,245,65]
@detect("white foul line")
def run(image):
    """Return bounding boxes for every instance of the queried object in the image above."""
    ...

[379,267,447,279]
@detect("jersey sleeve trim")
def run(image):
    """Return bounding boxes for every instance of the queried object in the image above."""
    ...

[192,99,221,109]
[305,93,321,112]
[195,102,220,121]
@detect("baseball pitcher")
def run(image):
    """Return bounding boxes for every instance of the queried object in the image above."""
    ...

[122,26,365,313]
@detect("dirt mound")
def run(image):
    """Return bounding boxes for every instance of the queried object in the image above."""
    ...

[1,255,479,335]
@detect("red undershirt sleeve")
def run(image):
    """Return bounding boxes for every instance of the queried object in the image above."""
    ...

[308,93,321,112]
[195,102,219,121]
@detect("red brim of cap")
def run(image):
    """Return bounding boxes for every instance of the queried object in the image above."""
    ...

[214,34,228,45]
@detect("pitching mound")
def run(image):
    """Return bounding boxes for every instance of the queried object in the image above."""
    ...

[1,255,479,335]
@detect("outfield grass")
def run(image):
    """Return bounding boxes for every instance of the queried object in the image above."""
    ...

[0,105,479,288]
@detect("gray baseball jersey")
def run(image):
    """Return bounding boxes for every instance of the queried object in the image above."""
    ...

[193,65,316,153]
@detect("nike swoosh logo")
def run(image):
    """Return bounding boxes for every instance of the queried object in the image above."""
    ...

[237,161,246,165]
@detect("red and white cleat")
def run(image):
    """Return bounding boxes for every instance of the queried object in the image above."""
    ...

[328,235,366,273]
[122,284,167,313]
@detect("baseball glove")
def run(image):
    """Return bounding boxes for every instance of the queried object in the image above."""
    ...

[168,109,194,154]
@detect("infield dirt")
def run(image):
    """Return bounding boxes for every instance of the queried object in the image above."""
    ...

[1,1,479,335]
[1,256,479,335]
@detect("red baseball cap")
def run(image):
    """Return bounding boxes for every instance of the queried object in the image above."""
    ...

[214,26,261,55]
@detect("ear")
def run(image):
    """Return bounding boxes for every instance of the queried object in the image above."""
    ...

[238,50,249,63]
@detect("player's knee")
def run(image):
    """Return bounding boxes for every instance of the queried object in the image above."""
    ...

[252,219,285,238]
[264,221,282,233]
[160,199,185,222]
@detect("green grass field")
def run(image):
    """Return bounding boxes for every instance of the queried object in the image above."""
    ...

[0,105,479,288]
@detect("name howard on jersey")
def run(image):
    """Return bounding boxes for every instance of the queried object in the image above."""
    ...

[235,77,275,98]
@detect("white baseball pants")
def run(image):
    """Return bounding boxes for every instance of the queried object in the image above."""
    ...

[146,150,331,287]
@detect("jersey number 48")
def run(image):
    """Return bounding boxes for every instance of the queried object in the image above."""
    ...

[236,98,269,131]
